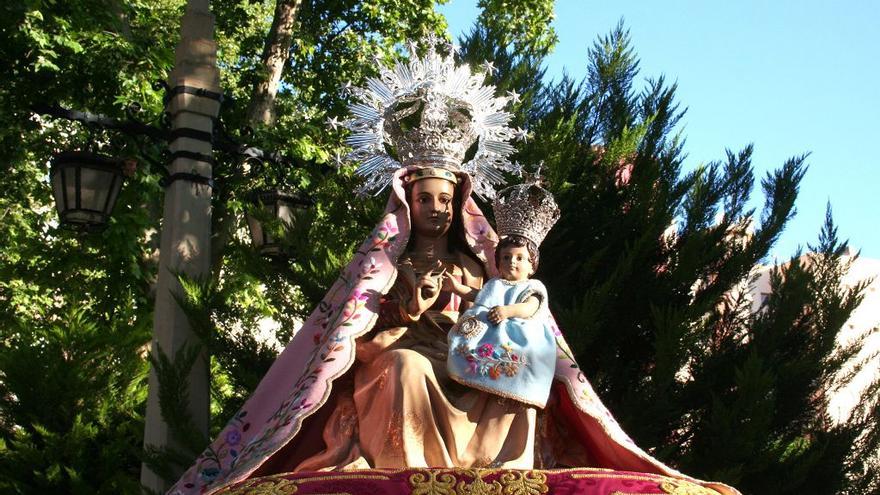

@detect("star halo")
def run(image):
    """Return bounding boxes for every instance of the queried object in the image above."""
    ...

[337,35,524,198]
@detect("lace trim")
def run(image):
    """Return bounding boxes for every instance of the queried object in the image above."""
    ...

[517,288,547,318]
[449,372,548,408]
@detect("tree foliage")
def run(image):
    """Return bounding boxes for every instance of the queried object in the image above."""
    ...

[470,22,876,493]
[0,1,876,494]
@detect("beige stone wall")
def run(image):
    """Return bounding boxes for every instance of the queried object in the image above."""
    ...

[749,254,880,424]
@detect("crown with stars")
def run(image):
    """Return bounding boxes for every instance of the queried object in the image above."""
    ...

[329,34,526,198]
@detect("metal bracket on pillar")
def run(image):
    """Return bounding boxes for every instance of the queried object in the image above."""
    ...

[159,172,216,190]
[160,150,216,190]
[169,127,214,145]
[158,81,224,106]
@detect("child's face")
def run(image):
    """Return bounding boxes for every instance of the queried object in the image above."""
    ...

[498,245,534,282]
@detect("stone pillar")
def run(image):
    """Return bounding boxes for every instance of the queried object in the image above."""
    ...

[141,0,220,491]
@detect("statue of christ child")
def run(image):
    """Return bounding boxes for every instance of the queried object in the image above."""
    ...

[444,181,560,408]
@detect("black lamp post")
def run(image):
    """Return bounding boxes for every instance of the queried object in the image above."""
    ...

[50,151,126,232]
[246,189,312,257]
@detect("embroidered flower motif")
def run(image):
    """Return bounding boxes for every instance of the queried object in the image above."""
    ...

[376,221,399,240]
[225,430,241,446]
[468,359,479,374]
[351,288,369,302]
[342,289,370,319]
[456,342,526,379]
[361,256,382,274]
[471,224,489,239]
[467,222,499,258]
[198,467,220,484]
[364,221,399,253]
[489,366,501,379]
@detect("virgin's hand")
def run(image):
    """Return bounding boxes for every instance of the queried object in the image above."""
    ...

[418,274,439,299]
[398,259,417,289]
[409,274,442,316]
[420,261,444,299]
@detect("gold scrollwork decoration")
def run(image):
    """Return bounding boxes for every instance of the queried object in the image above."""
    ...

[457,475,501,495]
[410,470,458,495]
[216,477,298,495]
[660,479,721,495]
[498,471,548,495]
[409,469,551,495]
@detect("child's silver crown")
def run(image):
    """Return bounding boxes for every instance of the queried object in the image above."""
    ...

[493,171,560,247]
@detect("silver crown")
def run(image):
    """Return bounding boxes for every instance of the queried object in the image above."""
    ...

[332,34,526,198]
[493,173,560,248]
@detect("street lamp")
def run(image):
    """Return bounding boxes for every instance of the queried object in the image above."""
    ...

[50,151,126,232]
[246,189,312,257]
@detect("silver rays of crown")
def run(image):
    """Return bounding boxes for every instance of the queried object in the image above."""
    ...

[493,174,560,248]
[329,33,527,198]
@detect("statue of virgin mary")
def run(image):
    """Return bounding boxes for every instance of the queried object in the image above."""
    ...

[169,36,740,495]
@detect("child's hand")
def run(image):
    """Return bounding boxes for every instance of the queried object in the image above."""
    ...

[488,305,510,324]
[442,271,477,302]
[442,271,463,294]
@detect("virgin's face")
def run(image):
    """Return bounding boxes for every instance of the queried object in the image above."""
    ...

[410,178,455,238]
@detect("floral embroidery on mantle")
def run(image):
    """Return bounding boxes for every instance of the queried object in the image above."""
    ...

[174,218,403,493]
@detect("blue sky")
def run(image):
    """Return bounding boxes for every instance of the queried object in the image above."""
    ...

[439,0,880,261]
